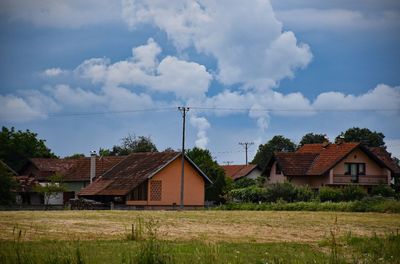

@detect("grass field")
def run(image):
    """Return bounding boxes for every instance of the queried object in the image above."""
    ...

[1,210,400,263]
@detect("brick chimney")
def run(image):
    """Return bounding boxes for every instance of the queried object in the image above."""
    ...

[90,151,97,183]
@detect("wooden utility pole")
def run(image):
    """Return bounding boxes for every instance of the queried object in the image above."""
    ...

[239,142,254,165]
[178,106,189,209]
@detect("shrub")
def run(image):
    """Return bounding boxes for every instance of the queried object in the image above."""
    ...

[371,184,395,197]
[232,178,257,189]
[341,185,367,201]
[228,186,268,203]
[295,185,314,202]
[265,182,297,202]
[319,187,342,202]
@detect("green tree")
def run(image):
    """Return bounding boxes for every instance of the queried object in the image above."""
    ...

[335,127,385,148]
[34,173,66,208]
[252,135,297,169]
[186,147,226,203]
[100,134,158,156]
[299,133,328,146]
[0,127,56,172]
[0,162,17,205]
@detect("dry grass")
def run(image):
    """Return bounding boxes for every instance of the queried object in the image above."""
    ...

[0,210,399,243]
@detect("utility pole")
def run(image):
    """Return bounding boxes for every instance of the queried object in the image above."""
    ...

[178,106,189,209]
[239,142,254,165]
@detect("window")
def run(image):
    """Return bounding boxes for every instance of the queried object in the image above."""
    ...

[344,163,366,183]
[131,181,148,201]
[275,164,282,174]
[150,180,162,201]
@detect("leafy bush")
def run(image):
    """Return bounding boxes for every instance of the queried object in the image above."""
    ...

[341,185,367,201]
[265,182,297,202]
[319,187,342,202]
[228,186,268,203]
[371,184,395,197]
[232,178,257,189]
[295,185,314,202]
[215,199,400,213]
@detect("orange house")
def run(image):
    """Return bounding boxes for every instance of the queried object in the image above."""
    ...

[78,152,211,208]
[265,142,400,191]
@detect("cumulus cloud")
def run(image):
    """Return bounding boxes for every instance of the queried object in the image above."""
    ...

[313,84,400,111]
[42,68,67,77]
[0,91,60,122]
[121,0,312,89]
[0,0,121,28]
[275,8,400,31]
[190,114,211,149]
[76,39,212,99]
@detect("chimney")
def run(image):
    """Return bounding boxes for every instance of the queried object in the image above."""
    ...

[90,151,97,183]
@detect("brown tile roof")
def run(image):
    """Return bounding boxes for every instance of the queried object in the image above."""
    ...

[272,143,397,177]
[275,153,319,176]
[30,158,77,178]
[79,152,181,196]
[27,156,125,182]
[64,156,126,181]
[221,164,259,180]
[368,147,400,175]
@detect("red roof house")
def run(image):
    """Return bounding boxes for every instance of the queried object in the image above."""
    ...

[221,164,262,181]
[265,142,399,189]
[79,152,211,207]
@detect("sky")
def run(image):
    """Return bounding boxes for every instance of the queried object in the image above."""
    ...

[0,0,399,164]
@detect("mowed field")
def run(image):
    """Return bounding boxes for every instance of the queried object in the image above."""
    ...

[0,210,399,243]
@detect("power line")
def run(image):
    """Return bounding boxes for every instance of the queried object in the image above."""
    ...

[190,106,400,112]
[47,107,176,117]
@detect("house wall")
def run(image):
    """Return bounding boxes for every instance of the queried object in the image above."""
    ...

[148,158,205,206]
[267,161,286,184]
[126,158,206,206]
[245,168,262,180]
[333,149,388,176]
[38,182,64,205]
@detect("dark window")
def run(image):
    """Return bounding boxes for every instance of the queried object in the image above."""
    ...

[131,181,148,201]
[344,163,366,183]
[275,164,282,174]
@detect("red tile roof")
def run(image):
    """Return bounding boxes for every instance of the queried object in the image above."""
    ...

[79,152,181,196]
[271,143,398,176]
[368,147,400,175]
[306,143,360,175]
[221,164,259,180]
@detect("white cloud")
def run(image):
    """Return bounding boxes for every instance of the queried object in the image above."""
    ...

[190,114,211,149]
[0,0,121,28]
[46,84,106,107]
[76,39,212,99]
[121,0,312,90]
[42,68,66,77]
[275,8,400,31]
[0,95,45,121]
[313,84,400,111]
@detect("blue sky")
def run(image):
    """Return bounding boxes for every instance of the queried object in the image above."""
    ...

[0,0,399,164]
